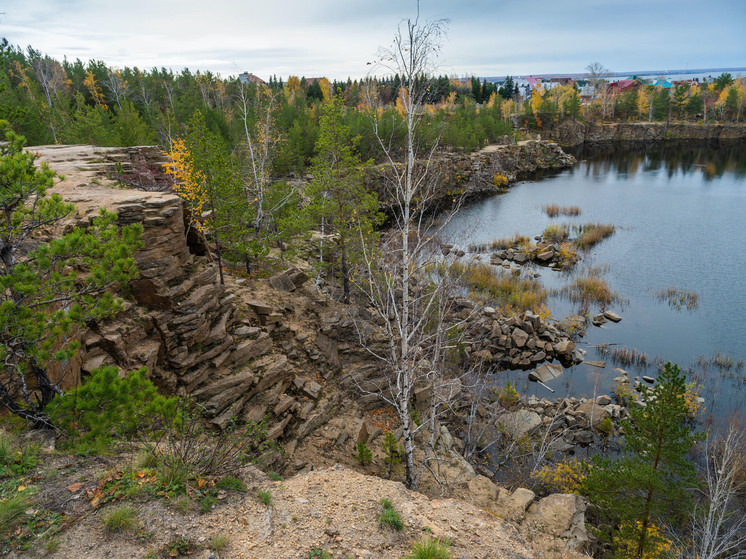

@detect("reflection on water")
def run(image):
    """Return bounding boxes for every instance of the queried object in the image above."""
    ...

[446,143,746,422]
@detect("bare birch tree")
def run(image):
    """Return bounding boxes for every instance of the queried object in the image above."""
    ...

[682,419,746,559]
[353,4,461,490]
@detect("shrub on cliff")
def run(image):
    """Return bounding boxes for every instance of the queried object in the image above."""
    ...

[47,365,178,453]
[0,120,143,429]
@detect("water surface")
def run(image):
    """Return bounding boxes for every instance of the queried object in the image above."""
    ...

[446,145,746,420]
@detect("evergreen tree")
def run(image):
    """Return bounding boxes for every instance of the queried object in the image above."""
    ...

[0,121,142,427]
[306,95,378,303]
[582,362,701,558]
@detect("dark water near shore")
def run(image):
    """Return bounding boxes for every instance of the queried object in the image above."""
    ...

[446,144,746,422]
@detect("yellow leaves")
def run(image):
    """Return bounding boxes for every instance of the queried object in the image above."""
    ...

[83,71,108,109]
[533,458,586,493]
[395,86,409,116]
[320,77,333,104]
[162,138,208,232]
[612,521,677,559]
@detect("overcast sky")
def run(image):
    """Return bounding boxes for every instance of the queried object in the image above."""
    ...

[2,0,745,80]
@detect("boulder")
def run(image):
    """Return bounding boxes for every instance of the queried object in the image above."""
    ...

[603,310,622,323]
[583,360,606,368]
[528,363,562,383]
[511,328,529,348]
[553,339,576,354]
[499,410,542,438]
[269,272,297,292]
[524,493,589,551]
[575,401,610,429]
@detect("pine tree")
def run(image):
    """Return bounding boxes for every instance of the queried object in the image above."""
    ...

[582,362,701,558]
[0,120,142,427]
[306,95,378,303]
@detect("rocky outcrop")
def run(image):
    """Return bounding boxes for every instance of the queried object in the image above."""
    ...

[548,120,746,149]
[371,140,576,211]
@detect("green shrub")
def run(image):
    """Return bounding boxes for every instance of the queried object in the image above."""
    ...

[152,399,276,479]
[354,440,372,466]
[308,547,332,559]
[102,505,138,533]
[47,365,178,453]
[382,432,403,478]
[405,536,452,559]
[216,476,247,492]
[268,472,283,481]
[378,498,403,531]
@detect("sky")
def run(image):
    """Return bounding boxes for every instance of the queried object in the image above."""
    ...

[1,0,745,81]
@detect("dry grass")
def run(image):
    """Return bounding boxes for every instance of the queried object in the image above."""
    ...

[573,223,615,250]
[556,242,578,265]
[543,204,581,217]
[542,224,570,243]
[450,261,548,314]
[558,269,619,308]
[655,287,699,311]
[469,232,531,252]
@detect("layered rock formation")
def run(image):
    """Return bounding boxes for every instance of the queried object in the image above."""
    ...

[548,120,746,148]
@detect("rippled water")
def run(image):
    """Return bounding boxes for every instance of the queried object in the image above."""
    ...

[445,145,746,420]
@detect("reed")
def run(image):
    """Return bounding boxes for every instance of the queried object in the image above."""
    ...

[573,223,615,250]
[559,270,619,307]
[543,204,582,217]
[542,224,570,243]
[655,287,699,311]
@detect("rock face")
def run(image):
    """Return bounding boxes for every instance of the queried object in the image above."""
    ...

[525,493,589,551]
[32,145,329,443]
[548,120,746,149]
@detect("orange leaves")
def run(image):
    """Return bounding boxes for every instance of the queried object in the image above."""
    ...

[163,138,208,232]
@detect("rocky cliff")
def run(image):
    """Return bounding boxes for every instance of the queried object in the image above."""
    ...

[547,120,746,148]
[25,143,594,557]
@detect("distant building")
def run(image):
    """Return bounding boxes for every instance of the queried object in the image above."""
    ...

[238,72,267,86]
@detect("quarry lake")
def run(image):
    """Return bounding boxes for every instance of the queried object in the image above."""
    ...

[446,144,746,421]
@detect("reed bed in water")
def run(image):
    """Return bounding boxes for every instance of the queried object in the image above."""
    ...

[573,223,616,250]
[597,344,651,368]
[655,287,699,311]
[543,204,582,217]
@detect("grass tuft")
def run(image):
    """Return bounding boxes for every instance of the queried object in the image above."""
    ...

[257,489,272,507]
[102,505,138,533]
[405,536,452,559]
[542,223,570,243]
[558,268,619,308]
[0,494,30,534]
[216,476,247,492]
[209,532,230,553]
[449,261,548,314]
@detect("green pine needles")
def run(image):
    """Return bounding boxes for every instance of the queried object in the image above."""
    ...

[0,120,143,427]
[581,362,702,559]
[47,365,178,453]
